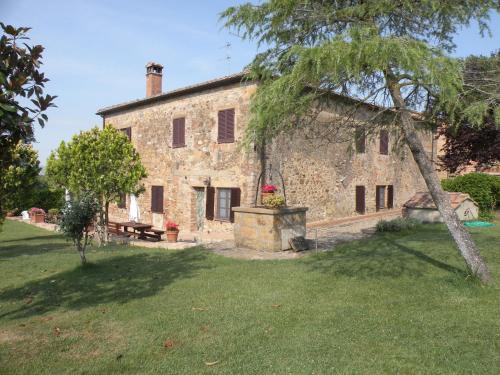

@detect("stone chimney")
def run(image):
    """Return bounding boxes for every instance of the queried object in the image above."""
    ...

[145,62,163,97]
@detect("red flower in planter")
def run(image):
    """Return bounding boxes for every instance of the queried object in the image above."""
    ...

[165,221,179,231]
[29,207,45,215]
[261,184,277,193]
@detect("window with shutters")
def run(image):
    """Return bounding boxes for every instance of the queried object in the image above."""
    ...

[355,128,366,153]
[380,130,389,155]
[118,193,126,209]
[355,186,365,214]
[172,117,185,148]
[217,108,235,143]
[376,185,386,211]
[151,186,164,213]
[206,187,241,222]
[120,127,132,140]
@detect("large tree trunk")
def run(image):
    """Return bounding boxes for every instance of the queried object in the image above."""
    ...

[388,82,492,283]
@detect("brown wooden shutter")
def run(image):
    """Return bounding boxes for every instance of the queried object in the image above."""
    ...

[151,186,164,213]
[230,188,241,223]
[375,186,381,211]
[173,118,185,147]
[120,127,131,140]
[387,185,394,209]
[118,193,126,209]
[206,187,215,220]
[380,130,389,155]
[218,109,235,143]
[355,186,365,214]
[355,128,365,153]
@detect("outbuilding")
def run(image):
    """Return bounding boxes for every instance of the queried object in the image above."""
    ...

[403,192,479,223]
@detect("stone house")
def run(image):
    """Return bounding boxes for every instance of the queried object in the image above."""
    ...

[97,63,436,234]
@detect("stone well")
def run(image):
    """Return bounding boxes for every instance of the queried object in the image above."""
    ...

[232,206,308,252]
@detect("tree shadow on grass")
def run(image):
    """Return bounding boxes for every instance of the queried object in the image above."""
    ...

[0,247,211,320]
[0,241,70,259]
[303,233,466,279]
[0,234,64,245]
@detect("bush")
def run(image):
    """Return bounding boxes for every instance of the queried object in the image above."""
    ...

[263,194,286,209]
[59,193,100,264]
[441,173,500,216]
[376,217,420,232]
[46,208,60,224]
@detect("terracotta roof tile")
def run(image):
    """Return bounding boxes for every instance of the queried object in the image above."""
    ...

[403,192,476,209]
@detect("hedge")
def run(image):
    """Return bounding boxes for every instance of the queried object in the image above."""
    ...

[441,173,500,217]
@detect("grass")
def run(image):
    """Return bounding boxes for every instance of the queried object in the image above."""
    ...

[0,218,499,374]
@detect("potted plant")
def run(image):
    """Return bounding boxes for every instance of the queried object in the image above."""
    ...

[165,220,179,243]
[262,194,286,209]
[29,207,46,223]
[261,184,278,204]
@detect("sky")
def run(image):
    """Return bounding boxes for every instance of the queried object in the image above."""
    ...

[2,1,499,165]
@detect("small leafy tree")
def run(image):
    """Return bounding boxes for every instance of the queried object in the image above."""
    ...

[222,0,499,283]
[2,142,41,213]
[0,23,56,222]
[46,125,147,244]
[59,193,100,265]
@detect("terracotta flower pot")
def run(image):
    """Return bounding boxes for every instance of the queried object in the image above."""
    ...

[31,213,45,223]
[261,192,275,205]
[166,230,179,243]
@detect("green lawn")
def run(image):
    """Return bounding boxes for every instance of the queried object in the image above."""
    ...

[0,218,499,374]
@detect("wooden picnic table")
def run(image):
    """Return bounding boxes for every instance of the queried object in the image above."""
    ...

[118,221,165,241]
[119,221,153,239]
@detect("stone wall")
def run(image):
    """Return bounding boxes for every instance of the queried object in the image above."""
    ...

[265,102,434,221]
[103,80,435,233]
[104,81,260,232]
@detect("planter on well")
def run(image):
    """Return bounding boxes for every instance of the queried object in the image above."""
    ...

[261,184,278,205]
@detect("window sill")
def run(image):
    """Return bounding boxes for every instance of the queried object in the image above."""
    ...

[172,144,186,148]
[217,140,235,144]
[214,218,231,223]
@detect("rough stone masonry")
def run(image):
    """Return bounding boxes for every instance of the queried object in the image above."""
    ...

[97,63,434,235]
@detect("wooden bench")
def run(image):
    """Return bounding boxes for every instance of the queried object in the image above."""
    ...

[107,222,130,237]
[140,229,165,241]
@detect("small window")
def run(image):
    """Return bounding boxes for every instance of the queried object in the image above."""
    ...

[376,186,386,211]
[120,127,131,140]
[208,187,240,222]
[218,108,235,143]
[118,193,126,209]
[217,188,231,220]
[172,117,185,148]
[380,130,389,155]
[151,186,164,213]
[355,128,366,153]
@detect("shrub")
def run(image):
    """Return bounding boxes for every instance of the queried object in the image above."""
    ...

[46,208,60,224]
[59,193,100,264]
[441,173,500,216]
[376,217,420,232]
[263,194,286,209]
